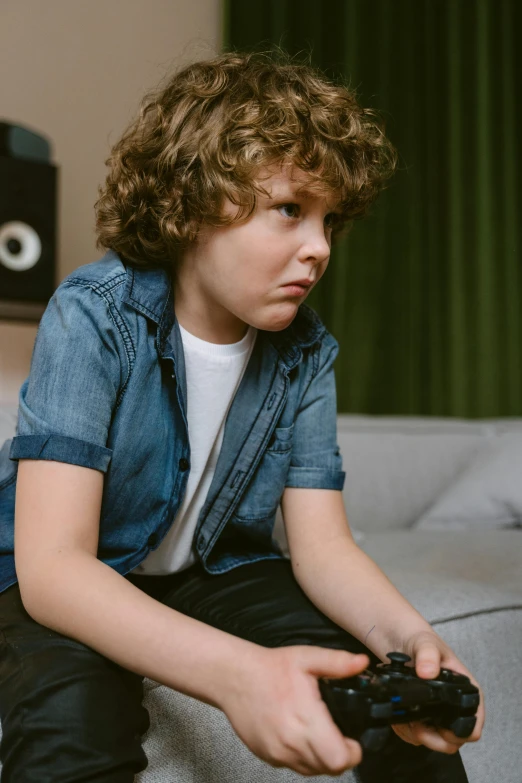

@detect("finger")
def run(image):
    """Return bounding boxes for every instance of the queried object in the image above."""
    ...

[306,649,370,679]
[468,727,482,743]
[435,726,468,748]
[391,723,422,746]
[463,709,484,743]
[414,643,441,679]
[436,723,481,746]
[409,722,463,754]
[474,697,486,737]
[311,703,362,773]
[344,738,364,767]
[470,716,484,742]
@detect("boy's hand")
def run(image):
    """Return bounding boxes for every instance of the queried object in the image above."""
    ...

[218,645,370,777]
[390,630,485,753]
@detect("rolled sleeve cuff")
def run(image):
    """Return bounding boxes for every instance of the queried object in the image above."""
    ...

[285,466,346,491]
[9,434,113,473]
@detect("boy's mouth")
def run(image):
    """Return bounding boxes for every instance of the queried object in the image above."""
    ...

[282,283,309,297]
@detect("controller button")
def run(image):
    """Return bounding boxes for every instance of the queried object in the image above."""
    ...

[461,693,480,708]
[370,702,394,718]
[449,716,477,738]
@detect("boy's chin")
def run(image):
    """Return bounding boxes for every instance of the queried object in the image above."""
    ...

[258,307,300,332]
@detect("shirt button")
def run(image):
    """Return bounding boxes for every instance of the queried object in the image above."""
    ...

[179,458,189,471]
[147,533,158,547]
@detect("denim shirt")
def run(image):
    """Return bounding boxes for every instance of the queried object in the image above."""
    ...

[0,250,345,594]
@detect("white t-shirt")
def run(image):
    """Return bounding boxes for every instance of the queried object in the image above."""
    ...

[131,322,257,575]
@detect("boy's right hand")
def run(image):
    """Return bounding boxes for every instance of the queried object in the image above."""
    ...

[218,645,370,777]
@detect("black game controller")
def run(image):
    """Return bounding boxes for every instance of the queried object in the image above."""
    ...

[318,651,480,752]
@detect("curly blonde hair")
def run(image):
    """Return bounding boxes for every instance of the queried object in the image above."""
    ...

[94,48,397,268]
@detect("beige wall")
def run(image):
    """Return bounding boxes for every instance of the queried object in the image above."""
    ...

[0,0,222,405]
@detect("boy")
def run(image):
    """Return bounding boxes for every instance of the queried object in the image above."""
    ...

[0,49,483,780]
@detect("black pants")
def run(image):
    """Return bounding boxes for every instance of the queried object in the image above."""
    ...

[0,558,469,782]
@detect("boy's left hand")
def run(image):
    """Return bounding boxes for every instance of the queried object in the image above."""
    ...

[390,630,485,754]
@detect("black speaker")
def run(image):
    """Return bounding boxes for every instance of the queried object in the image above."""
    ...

[0,121,58,321]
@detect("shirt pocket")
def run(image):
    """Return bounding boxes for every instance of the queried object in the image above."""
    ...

[233,424,294,520]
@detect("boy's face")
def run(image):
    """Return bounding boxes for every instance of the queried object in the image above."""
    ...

[174,161,342,343]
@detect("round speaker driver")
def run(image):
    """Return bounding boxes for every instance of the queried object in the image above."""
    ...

[0,220,43,271]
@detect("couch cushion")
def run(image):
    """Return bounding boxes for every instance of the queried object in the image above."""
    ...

[414,433,522,531]
[357,530,522,623]
[136,685,359,783]
[337,416,492,531]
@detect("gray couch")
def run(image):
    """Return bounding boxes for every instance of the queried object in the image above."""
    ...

[1,408,521,782]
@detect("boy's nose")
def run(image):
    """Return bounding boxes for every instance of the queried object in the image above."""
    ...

[300,234,331,265]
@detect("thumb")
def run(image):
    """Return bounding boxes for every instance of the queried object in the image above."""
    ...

[414,642,441,679]
[303,648,370,679]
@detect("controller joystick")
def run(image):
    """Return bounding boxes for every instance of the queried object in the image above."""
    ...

[386,652,412,669]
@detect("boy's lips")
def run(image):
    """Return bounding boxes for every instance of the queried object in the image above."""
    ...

[285,279,314,288]
[282,283,310,297]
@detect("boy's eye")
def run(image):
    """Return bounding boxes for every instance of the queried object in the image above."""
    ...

[277,203,300,219]
[324,213,340,228]
[277,203,339,227]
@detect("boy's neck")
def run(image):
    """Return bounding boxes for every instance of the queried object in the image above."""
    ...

[175,310,250,345]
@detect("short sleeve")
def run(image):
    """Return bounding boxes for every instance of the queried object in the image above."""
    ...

[285,332,346,490]
[9,281,123,473]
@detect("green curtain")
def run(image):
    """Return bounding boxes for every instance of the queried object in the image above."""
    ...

[223,0,522,417]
